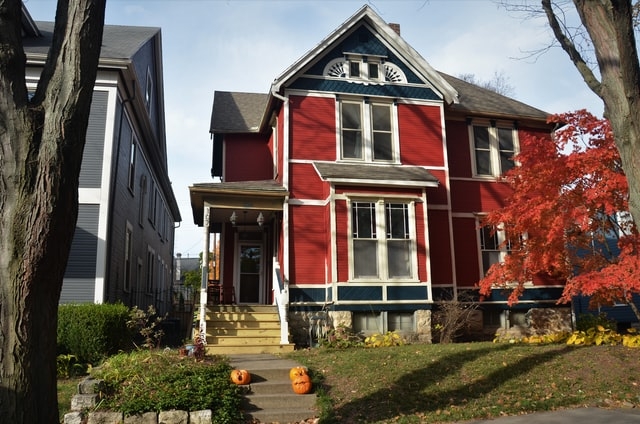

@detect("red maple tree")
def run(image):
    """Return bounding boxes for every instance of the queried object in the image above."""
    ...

[478,110,640,319]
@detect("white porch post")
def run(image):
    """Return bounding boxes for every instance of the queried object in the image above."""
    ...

[199,206,210,344]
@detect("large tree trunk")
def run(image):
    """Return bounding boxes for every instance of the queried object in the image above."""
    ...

[0,0,105,422]
[544,0,640,224]
[574,0,640,227]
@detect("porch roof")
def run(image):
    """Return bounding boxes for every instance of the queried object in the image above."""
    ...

[313,162,439,187]
[189,180,288,227]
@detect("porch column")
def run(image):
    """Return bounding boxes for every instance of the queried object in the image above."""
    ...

[199,206,210,344]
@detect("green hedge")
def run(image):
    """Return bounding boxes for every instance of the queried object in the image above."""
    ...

[57,303,132,364]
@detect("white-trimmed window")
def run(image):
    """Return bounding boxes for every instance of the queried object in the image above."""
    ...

[350,200,415,280]
[124,222,133,293]
[138,175,147,226]
[128,136,137,192]
[324,57,406,83]
[340,100,396,162]
[146,246,155,294]
[353,311,415,335]
[479,223,513,277]
[470,121,518,177]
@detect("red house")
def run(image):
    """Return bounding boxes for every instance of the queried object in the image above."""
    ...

[189,5,559,353]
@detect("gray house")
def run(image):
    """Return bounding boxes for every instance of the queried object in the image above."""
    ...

[21,6,181,314]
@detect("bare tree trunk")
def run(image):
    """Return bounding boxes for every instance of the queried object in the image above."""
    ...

[0,0,105,422]
[543,0,640,224]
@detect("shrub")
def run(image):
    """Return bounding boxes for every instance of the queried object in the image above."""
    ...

[56,354,88,378]
[94,350,243,423]
[127,305,166,349]
[575,313,616,332]
[321,324,363,349]
[58,302,131,364]
[364,331,405,347]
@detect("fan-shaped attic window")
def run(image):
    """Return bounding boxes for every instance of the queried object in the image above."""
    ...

[323,56,406,83]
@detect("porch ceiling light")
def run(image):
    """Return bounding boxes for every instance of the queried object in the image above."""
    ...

[230,211,237,226]
[257,212,265,227]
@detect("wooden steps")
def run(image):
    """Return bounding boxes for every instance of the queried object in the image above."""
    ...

[201,305,294,355]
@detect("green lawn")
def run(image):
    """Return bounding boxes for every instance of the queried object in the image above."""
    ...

[287,342,640,424]
[57,342,640,424]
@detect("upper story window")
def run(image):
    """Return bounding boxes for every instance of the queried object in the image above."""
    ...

[324,56,407,83]
[350,200,416,281]
[470,120,518,177]
[128,136,137,193]
[340,99,396,162]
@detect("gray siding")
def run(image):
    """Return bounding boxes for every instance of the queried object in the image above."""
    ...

[79,90,108,188]
[64,204,99,278]
[61,204,100,303]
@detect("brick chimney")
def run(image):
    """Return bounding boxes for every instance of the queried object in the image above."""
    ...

[389,23,401,36]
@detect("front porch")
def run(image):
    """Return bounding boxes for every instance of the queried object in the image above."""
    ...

[189,180,293,354]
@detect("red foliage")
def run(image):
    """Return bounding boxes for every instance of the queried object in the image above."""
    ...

[478,110,640,306]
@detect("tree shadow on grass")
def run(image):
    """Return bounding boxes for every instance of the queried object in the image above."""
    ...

[326,344,577,423]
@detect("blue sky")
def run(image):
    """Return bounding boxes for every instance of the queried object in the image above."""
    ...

[23,0,603,257]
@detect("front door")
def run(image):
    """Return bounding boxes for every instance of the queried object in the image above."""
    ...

[236,235,264,304]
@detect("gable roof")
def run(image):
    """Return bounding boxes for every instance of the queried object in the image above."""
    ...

[209,5,549,134]
[270,5,458,105]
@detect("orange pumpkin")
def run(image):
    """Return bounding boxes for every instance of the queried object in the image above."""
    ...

[289,366,307,381]
[230,369,251,385]
[291,374,312,394]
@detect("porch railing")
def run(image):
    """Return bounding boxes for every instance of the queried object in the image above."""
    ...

[272,258,290,345]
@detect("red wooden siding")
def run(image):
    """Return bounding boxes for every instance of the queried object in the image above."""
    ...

[289,204,328,285]
[414,204,428,282]
[289,95,336,161]
[452,217,481,288]
[289,163,327,200]
[398,103,444,167]
[445,119,473,178]
[450,180,512,213]
[424,169,448,206]
[277,108,285,184]
[224,133,273,182]
[426,209,453,284]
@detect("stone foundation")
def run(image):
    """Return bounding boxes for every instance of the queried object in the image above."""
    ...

[288,308,432,346]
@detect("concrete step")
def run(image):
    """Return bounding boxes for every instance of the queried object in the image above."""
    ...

[230,354,317,424]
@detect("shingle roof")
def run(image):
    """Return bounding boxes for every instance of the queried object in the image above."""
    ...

[314,162,439,187]
[209,73,549,134]
[210,91,269,133]
[23,21,160,62]
[440,72,549,120]
[191,179,288,195]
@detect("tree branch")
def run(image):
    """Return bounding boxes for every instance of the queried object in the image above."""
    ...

[541,0,602,96]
